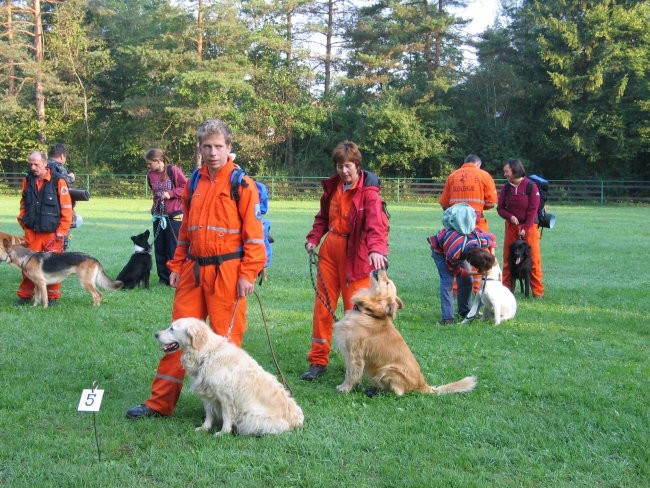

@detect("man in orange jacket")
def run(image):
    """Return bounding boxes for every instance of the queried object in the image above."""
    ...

[15,151,73,307]
[439,154,498,296]
[126,119,267,419]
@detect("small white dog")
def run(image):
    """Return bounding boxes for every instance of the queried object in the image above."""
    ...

[155,318,304,436]
[465,248,517,325]
[479,259,517,325]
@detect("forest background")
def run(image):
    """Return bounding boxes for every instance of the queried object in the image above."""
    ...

[1,0,648,181]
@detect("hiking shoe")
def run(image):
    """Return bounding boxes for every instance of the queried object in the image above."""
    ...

[126,404,163,419]
[13,297,30,307]
[437,318,456,326]
[301,364,327,381]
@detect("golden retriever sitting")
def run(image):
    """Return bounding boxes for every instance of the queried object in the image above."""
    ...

[334,269,477,396]
[155,318,303,436]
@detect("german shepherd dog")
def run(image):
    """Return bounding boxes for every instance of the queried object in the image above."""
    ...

[509,238,532,298]
[116,230,152,289]
[2,240,123,307]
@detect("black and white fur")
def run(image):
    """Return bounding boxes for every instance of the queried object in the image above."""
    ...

[116,230,152,289]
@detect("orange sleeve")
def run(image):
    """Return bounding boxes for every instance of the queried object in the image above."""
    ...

[482,170,498,210]
[237,175,267,283]
[167,182,191,273]
[439,178,451,209]
[17,179,27,229]
[56,178,74,236]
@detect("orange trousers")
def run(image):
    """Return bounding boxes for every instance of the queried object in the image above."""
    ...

[17,231,64,300]
[502,222,544,297]
[307,233,370,367]
[144,257,246,416]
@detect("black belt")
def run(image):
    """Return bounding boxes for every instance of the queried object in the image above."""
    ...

[187,250,244,287]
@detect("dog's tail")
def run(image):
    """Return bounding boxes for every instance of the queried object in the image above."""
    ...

[96,266,124,290]
[426,375,477,394]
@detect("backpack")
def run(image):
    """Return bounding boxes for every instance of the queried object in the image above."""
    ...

[504,174,555,229]
[186,165,273,269]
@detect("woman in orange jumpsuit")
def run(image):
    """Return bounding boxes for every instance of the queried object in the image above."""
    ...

[497,159,544,298]
[302,141,390,381]
[126,119,266,419]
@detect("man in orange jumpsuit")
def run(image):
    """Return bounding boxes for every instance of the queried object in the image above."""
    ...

[439,154,498,294]
[127,119,267,418]
[15,151,73,306]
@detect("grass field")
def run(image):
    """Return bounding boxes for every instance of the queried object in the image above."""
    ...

[0,196,648,487]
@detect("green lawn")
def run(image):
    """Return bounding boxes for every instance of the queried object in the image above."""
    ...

[0,197,648,487]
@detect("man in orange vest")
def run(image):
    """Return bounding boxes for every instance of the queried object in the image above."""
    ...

[439,154,498,295]
[126,119,267,419]
[15,151,73,307]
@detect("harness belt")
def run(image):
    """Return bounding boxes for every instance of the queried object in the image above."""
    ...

[187,250,244,287]
[328,227,349,237]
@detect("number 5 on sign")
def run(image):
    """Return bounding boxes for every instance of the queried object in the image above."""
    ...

[78,388,104,412]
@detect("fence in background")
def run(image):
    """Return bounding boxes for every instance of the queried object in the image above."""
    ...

[1,173,649,204]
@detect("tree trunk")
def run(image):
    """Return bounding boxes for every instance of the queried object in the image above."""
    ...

[33,0,46,143]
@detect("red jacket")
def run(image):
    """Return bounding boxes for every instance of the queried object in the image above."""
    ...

[306,171,390,282]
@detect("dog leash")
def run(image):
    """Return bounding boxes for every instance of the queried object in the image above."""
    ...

[308,250,339,322]
[463,276,487,322]
[225,294,294,396]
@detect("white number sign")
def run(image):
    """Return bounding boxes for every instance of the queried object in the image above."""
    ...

[78,389,104,412]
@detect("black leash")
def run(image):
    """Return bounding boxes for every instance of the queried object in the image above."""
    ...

[225,293,294,396]
[308,250,339,322]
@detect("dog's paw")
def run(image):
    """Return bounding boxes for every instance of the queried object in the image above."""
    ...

[336,383,353,393]
[195,425,210,433]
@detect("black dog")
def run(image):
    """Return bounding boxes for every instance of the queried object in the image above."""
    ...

[116,230,152,289]
[509,238,532,297]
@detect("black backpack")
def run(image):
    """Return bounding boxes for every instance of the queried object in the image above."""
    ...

[504,174,555,229]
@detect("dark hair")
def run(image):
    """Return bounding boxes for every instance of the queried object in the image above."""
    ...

[197,119,233,145]
[466,247,496,274]
[144,148,171,166]
[332,141,362,169]
[504,158,526,178]
[48,143,67,159]
[464,154,481,165]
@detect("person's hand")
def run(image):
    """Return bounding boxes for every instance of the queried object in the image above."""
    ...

[237,277,255,297]
[519,228,526,238]
[162,191,171,200]
[369,252,387,270]
[510,215,520,225]
[169,272,179,288]
[305,242,316,254]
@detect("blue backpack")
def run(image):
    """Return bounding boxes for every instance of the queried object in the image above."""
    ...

[187,166,273,269]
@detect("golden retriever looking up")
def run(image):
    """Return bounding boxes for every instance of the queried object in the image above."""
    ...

[155,318,304,436]
[334,269,476,396]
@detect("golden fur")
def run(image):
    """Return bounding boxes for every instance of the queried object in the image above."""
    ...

[2,241,122,307]
[155,318,304,436]
[334,269,476,396]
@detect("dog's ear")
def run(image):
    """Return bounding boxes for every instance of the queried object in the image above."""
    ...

[187,323,209,350]
[2,238,10,249]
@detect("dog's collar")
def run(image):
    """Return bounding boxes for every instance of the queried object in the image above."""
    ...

[352,304,384,320]
[133,245,151,254]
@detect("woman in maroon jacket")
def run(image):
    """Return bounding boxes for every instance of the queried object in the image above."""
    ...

[497,159,544,298]
[146,148,188,286]
[302,141,390,381]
